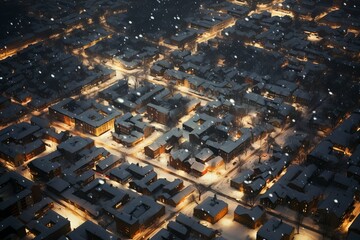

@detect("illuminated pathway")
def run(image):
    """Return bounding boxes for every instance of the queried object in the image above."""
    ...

[50,120,325,237]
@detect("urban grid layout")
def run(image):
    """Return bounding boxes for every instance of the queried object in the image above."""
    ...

[0,0,359,240]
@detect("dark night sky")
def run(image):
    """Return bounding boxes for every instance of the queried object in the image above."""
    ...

[0,1,26,20]
[126,0,202,34]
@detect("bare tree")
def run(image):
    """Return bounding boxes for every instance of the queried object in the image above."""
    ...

[191,194,198,205]
[132,72,141,89]
[195,184,204,201]
[244,190,256,207]
[237,156,244,171]
[142,57,148,78]
[318,212,336,240]
[295,209,304,234]
[247,0,257,11]
[132,57,148,89]
[168,82,176,96]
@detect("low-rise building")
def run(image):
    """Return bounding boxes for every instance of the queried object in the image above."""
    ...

[115,195,165,238]
[168,29,202,48]
[308,110,360,169]
[145,128,182,158]
[65,220,118,240]
[0,216,26,239]
[147,93,200,126]
[260,164,321,213]
[99,80,165,112]
[49,98,91,125]
[150,228,183,240]
[28,151,62,180]
[169,149,192,172]
[163,185,196,207]
[0,122,46,166]
[176,213,217,239]
[74,103,121,136]
[62,178,130,218]
[0,172,41,218]
[57,136,94,162]
[95,155,121,174]
[194,195,228,224]
[234,205,266,229]
[257,217,295,240]
[189,11,235,34]
[49,98,121,136]
[113,113,154,147]
[218,132,251,162]
[27,210,71,240]
[317,191,354,228]
[46,177,71,194]
[151,212,219,240]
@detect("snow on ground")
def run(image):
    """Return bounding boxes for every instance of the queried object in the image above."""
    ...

[195,191,322,240]
[53,202,85,229]
[147,191,257,239]
[126,156,194,186]
[136,151,228,186]
[207,191,258,240]
[293,228,322,240]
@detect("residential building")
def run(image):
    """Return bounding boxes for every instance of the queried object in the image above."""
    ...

[257,217,295,240]
[115,196,165,238]
[193,195,228,224]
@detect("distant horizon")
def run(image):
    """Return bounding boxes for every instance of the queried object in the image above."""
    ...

[0,0,359,239]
